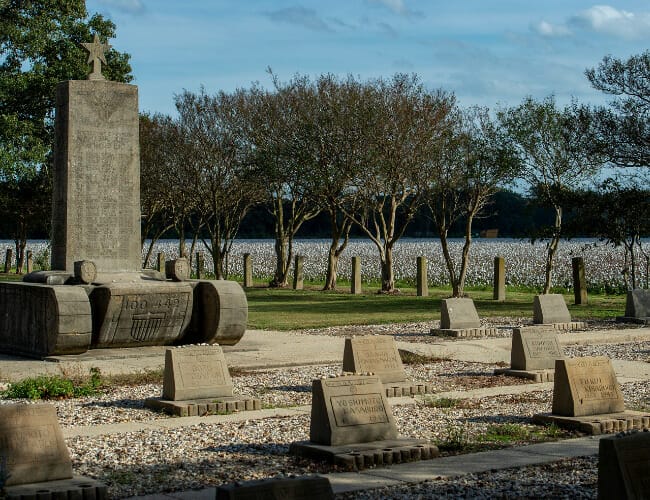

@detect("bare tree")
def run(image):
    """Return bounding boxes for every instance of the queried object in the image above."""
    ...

[499,96,604,294]
[175,88,264,279]
[426,107,520,297]
[342,74,456,293]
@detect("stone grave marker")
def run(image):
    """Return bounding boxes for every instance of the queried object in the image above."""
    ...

[511,326,563,371]
[0,403,106,497]
[310,374,397,446]
[533,294,571,324]
[291,374,438,469]
[145,345,260,416]
[343,336,406,384]
[441,297,480,329]
[162,344,233,400]
[0,404,72,486]
[494,326,563,382]
[618,289,650,324]
[551,356,625,417]
[430,298,498,338]
[533,356,650,434]
[598,430,650,499]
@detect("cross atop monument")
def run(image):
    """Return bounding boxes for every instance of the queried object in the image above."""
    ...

[81,34,110,81]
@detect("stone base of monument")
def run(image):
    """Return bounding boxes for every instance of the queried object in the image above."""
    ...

[3,475,107,500]
[429,327,499,338]
[616,315,650,325]
[384,381,436,397]
[290,438,439,471]
[145,396,261,417]
[494,367,554,382]
[533,411,650,435]
[533,321,587,331]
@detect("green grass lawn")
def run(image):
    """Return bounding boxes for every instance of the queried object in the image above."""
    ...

[245,282,626,330]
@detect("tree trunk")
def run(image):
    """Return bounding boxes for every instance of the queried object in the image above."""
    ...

[271,234,291,287]
[439,229,459,297]
[456,214,475,297]
[542,206,562,294]
[323,210,351,291]
[380,245,395,292]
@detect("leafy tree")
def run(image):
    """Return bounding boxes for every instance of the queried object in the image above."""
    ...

[586,51,650,169]
[426,107,520,297]
[247,75,322,287]
[0,0,132,271]
[342,74,455,293]
[566,175,650,290]
[499,96,604,294]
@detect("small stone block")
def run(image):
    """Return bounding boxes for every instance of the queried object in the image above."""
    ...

[188,404,198,416]
[207,403,217,413]
[217,402,226,413]
[309,375,398,446]
[73,260,97,284]
[343,336,407,383]
[4,476,107,500]
[197,403,207,415]
[226,401,236,412]
[385,387,396,398]
[165,257,190,281]
[599,431,650,500]
[245,400,253,411]
[533,294,572,324]
[552,356,625,417]
[216,475,334,500]
[253,400,262,410]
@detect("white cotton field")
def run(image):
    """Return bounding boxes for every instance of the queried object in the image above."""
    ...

[147,238,648,291]
[7,238,648,291]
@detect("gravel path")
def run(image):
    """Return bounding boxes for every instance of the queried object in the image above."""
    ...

[0,330,648,498]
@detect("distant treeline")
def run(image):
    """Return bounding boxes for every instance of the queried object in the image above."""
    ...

[0,190,553,240]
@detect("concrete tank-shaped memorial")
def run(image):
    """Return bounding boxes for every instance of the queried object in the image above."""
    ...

[0,36,247,357]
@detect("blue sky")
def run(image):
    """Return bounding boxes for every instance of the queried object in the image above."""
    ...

[85,0,650,116]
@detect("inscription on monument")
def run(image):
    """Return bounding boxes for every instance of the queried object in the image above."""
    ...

[343,336,407,383]
[51,80,140,274]
[331,394,389,426]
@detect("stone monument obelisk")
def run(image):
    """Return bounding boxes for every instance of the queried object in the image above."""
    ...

[0,36,247,357]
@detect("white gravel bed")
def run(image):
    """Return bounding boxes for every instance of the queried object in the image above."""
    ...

[565,341,650,362]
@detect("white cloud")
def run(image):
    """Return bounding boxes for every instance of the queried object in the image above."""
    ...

[570,5,650,39]
[264,7,333,32]
[369,0,407,15]
[97,0,145,15]
[532,20,572,37]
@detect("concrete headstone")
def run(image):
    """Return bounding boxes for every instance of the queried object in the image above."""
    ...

[552,356,625,417]
[598,431,650,499]
[511,326,563,371]
[624,289,650,320]
[310,375,397,446]
[0,404,72,486]
[440,298,480,329]
[162,345,233,401]
[533,294,572,324]
[343,336,407,384]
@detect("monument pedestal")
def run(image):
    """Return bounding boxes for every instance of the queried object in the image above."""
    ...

[430,327,499,338]
[533,411,650,435]
[290,438,439,471]
[4,476,107,500]
[494,367,554,382]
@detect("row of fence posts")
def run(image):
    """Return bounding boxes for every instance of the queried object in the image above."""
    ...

[3,248,34,274]
[5,248,588,305]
